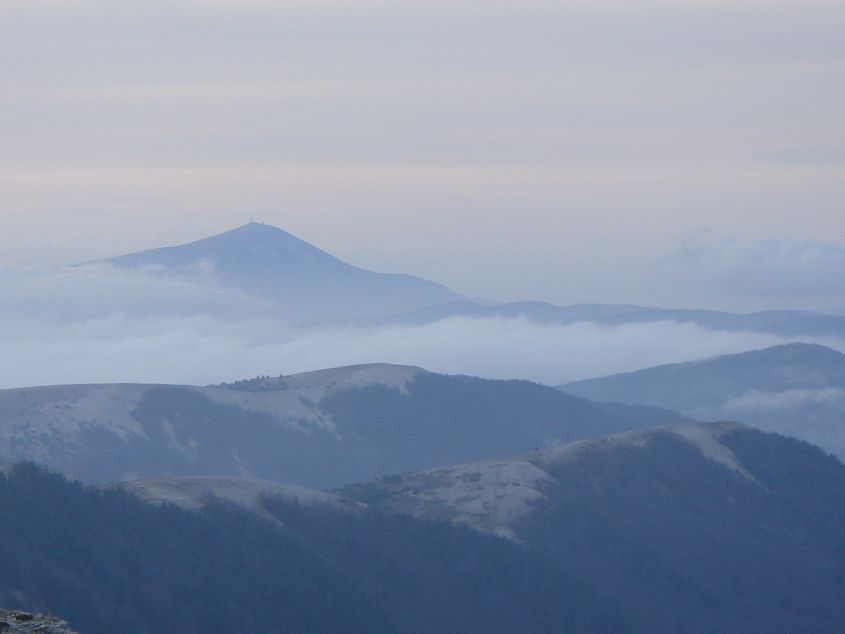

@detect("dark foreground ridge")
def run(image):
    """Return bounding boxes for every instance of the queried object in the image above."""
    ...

[344,422,845,633]
[3,421,845,633]
[0,463,619,634]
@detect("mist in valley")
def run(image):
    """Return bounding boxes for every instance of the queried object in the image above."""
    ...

[3,262,839,389]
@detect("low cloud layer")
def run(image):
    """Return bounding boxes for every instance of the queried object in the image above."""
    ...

[1,313,803,390]
[4,267,843,389]
[721,387,845,413]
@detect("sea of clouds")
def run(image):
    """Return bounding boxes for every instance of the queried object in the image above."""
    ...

[3,266,843,390]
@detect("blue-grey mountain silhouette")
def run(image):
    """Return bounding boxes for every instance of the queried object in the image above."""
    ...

[561,343,845,456]
[345,421,845,633]
[98,223,463,319]
[369,300,845,339]
[0,364,687,488]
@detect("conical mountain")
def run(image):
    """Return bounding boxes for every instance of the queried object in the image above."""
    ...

[101,223,463,319]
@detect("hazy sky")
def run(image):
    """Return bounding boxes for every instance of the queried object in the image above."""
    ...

[3,0,844,311]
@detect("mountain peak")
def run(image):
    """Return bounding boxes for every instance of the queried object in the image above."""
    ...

[94,223,463,320]
[231,221,278,231]
[181,222,323,253]
[214,221,301,240]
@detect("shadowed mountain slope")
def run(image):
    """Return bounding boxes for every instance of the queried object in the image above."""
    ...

[0,364,688,488]
[344,422,845,633]
[0,463,622,634]
[560,343,845,456]
[5,422,845,633]
[113,475,357,517]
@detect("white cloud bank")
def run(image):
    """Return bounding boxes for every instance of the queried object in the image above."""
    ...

[1,313,803,389]
[721,387,845,413]
[3,264,844,390]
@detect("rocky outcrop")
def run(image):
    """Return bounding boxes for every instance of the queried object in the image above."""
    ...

[0,610,79,634]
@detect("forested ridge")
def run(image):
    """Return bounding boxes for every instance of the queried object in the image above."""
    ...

[0,464,620,634]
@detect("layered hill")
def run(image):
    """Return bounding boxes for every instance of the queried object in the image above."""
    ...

[95,223,462,319]
[343,422,845,633]
[5,422,845,633]
[0,463,622,634]
[0,364,687,487]
[561,342,845,456]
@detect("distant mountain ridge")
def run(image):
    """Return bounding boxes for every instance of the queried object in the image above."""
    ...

[83,223,845,336]
[95,223,463,319]
[366,299,845,338]
[0,364,689,487]
[561,342,845,456]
